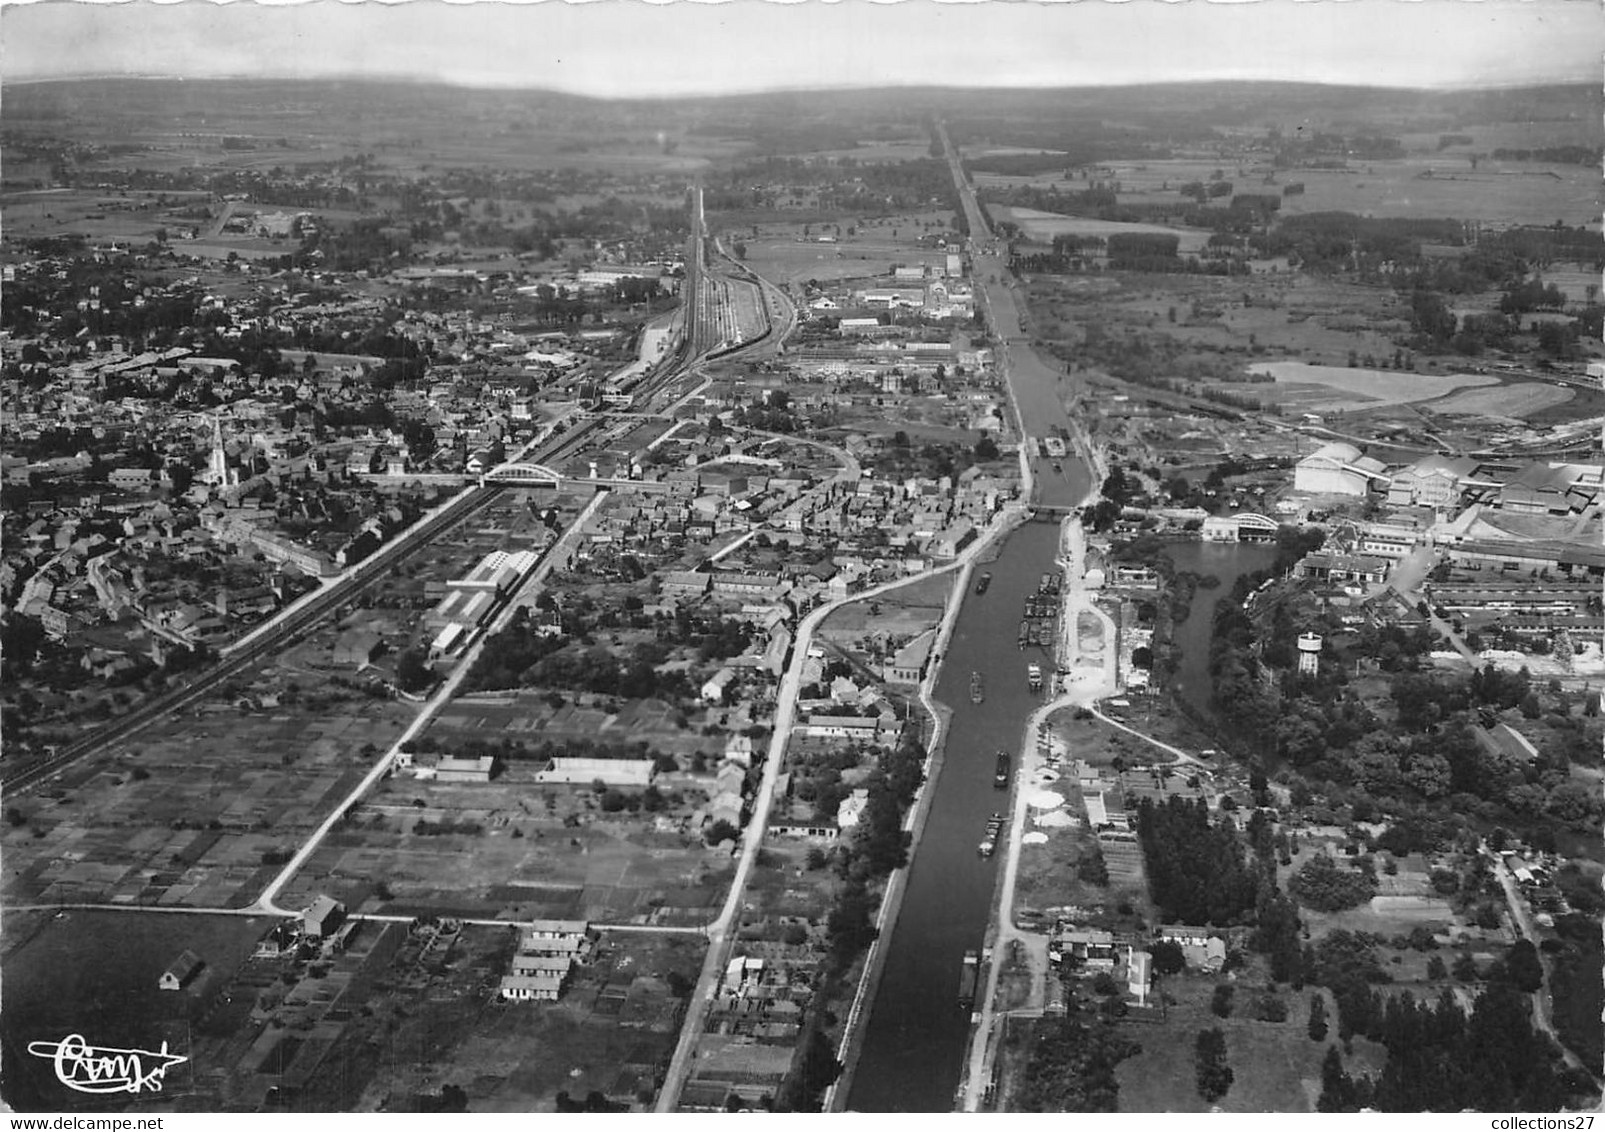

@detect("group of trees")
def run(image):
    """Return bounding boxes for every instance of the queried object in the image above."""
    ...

[1203,573,1600,836]
[463,603,757,699]
[1316,977,1588,1111]
[1015,1008,1142,1112]
[1194,1027,1233,1103]
[1287,853,1379,912]
[1134,796,1257,926]
[823,732,928,972]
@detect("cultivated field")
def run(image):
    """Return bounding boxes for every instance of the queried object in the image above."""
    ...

[277,765,738,924]
[1425,382,1575,420]
[1,909,273,1110]
[0,489,565,913]
[358,930,703,1112]
[731,210,960,286]
[1244,361,1496,410]
[1114,978,1385,1112]
[994,206,1214,255]
[976,155,1602,227]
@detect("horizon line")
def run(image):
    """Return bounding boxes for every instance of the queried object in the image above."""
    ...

[4,71,1594,101]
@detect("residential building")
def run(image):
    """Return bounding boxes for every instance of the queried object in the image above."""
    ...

[158,949,204,991]
[302,895,345,941]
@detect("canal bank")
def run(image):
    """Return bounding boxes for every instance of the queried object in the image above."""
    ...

[843,518,1075,1110]
[841,127,1100,1110]
[824,537,985,1112]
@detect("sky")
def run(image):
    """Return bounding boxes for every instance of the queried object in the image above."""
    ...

[2,0,1601,98]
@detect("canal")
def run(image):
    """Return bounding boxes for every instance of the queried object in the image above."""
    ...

[847,156,1098,1108]
[846,344,1094,1107]
[845,518,1067,1110]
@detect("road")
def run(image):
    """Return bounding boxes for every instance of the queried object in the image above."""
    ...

[958,514,1113,1110]
[1486,850,1590,1076]
[255,489,610,916]
[3,483,504,794]
[656,502,1029,1112]
[4,187,733,795]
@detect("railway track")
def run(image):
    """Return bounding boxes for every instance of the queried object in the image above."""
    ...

[3,485,508,794]
[5,182,758,797]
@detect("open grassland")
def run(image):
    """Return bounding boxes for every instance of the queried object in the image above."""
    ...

[726,210,960,286]
[1244,361,1496,410]
[1425,382,1576,419]
[1115,978,1385,1112]
[1,909,272,1111]
[994,206,1213,255]
[978,156,1601,227]
[279,762,738,925]
[351,930,702,1112]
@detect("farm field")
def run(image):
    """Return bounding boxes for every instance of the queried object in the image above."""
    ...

[1425,382,1575,420]
[277,762,739,924]
[0,488,563,913]
[1114,978,1384,1113]
[1020,271,1412,377]
[1244,361,1496,410]
[730,210,960,286]
[1,696,407,911]
[993,206,1213,255]
[0,187,204,244]
[1,909,273,1111]
[975,156,1601,227]
[353,930,703,1112]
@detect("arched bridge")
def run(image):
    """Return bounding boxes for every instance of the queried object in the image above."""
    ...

[482,462,564,486]
[1232,512,1279,533]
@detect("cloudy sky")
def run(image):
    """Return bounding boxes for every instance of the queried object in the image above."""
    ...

[3,0,1601,97]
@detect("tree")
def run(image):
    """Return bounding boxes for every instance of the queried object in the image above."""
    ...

[1317,1046,1359,1112]
[1307,993,1329,1041]
[1150,940,1186,976]
[826,878,877,969]
[1503,939,1544,993]
[1211,984,1235,1018]
[1194,1027,1234,1102]
[974,435,1000,461]
[1289,853,1378,912]
[1426,955,1448,981]
[1254,993,1289,1022]
[1015,1015,1142,1112]
[396,648,433,694]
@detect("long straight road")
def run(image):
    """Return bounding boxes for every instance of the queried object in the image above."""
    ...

[937,120,1091,512]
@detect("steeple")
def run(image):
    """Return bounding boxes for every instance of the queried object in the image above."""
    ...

[206,414,231,487]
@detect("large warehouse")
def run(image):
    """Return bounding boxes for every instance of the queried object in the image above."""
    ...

[1293,441,1390,497]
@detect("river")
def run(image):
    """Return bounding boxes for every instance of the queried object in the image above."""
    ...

[1160,541,1282,720]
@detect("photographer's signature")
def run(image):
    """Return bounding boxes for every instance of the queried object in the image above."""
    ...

[27,1034,187,1095]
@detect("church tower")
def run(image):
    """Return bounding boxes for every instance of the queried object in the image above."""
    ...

[205,414,232,487]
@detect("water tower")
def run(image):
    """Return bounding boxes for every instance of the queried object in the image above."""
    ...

[1297,633,1323,676]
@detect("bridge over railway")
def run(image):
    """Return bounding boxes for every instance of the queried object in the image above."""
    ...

[479,461,672,493]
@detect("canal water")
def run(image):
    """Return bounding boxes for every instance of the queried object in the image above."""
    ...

[1160,541,1282,720]
[846,239,1096,1108]
[844,518,1066,1110]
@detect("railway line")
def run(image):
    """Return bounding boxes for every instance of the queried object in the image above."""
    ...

[5,181,776,797]
[3,483,506,794]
